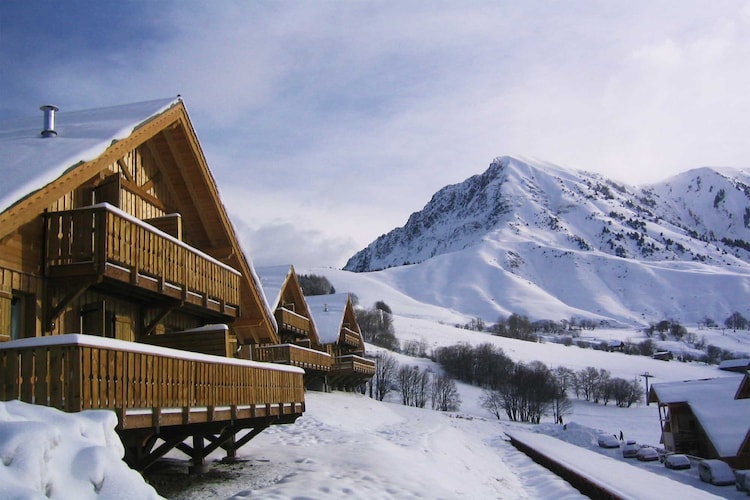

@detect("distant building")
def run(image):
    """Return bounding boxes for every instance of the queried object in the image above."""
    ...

[651,351,674,361]
[306,293,376,391]
[255,265,332,389]
[649,372,750,468]
[607,340,624,352]
[718,358,750,373]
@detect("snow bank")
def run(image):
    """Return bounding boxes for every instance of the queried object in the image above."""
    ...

[0,401,161,499]
[506,429,724,499]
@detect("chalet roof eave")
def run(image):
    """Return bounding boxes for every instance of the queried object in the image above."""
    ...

[0,98,181,240]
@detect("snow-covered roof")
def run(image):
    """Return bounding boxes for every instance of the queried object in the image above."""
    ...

[650,375,750,457]
[255,265,293,310]
[505,430,722,499]
[0,97,179,213]
[718,358,750,371]
[305,293,350,344]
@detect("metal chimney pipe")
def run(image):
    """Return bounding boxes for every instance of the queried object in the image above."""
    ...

[40,104,59,137]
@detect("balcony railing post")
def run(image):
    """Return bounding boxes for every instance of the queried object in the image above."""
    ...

[95,208,107,275]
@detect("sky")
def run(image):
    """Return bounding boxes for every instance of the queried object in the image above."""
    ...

[2,1,750,268]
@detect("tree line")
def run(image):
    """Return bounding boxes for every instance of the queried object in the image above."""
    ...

[432,342,642,423]
[366,352,461,412]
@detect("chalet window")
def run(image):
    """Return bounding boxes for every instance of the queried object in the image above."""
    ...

[80,300,115,338]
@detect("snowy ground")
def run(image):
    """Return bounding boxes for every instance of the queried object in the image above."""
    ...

[144,390,745,499]
[3,268,749,498]
[2,337,745,499]
[142,314,746,499]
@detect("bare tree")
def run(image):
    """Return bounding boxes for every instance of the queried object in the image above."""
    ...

[431,373,461,411]
[370,352,397,401]
[479,389,504,419]
[550,367,574,423]
[398,365,430,407]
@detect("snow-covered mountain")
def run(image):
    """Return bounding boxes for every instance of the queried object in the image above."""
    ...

[343,156,750,326]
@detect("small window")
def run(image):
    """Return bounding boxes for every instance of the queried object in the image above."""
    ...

[80,301,115,338]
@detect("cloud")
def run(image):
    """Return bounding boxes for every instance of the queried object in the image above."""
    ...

[4,1,750,267]
[233,218,358,270]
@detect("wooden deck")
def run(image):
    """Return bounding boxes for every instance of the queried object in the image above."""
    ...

[340,327,361,347]
[255,343,332,372]
[0,334,305,470]
[275,307,313,337]
[329,354,376,390]
[0,334,304,428]
[44,204,240,318]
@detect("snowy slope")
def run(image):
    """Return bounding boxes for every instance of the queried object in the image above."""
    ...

[147,336,745,499]
[343,156,750,326]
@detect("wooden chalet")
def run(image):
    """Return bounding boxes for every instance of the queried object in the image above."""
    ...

[255,265,332,389]
[648,372,750,469]
[0,98,304,471]
[305,293,375,391]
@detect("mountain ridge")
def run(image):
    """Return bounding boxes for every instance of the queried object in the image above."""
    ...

[342,156,750,325]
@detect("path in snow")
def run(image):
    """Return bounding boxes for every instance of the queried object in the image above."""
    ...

[147,392,586,499]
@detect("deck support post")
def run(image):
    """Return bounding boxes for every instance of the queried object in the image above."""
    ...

[188,435,209,474]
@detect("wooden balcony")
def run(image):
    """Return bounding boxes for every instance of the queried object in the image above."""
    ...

[44,204,240,318]
[0,334,304,430]
[254,343,332,372]
[332,354,376,376]
[328,354,376,391]
[341,327,361,347]
[275,307,312,337]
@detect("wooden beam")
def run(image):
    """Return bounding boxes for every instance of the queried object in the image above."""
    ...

[140,171,161,193]
[141,301,180,337]
[121,177,167,212]
[45,277,100,332]
[135,433,189,471]
[232,422,270,450]
[116,158,134,183]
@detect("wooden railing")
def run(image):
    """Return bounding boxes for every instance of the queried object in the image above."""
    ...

[44,204,240,311]
[341,327,361,347]
[255,344,332,371]
[276,308,312,335]
[332,354,376,376]
[0,335,304,429]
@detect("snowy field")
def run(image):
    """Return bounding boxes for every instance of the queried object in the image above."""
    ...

[148,315,745,499]
[1,334,745,499]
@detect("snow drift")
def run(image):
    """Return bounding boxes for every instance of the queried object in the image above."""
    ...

[0,400,161,499]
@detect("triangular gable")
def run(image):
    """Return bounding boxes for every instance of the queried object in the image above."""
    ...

[306,294,346,345]
[256,265,321,346]
[306,293,364,352]
[338,295,365,350]
[0,98,277,344]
